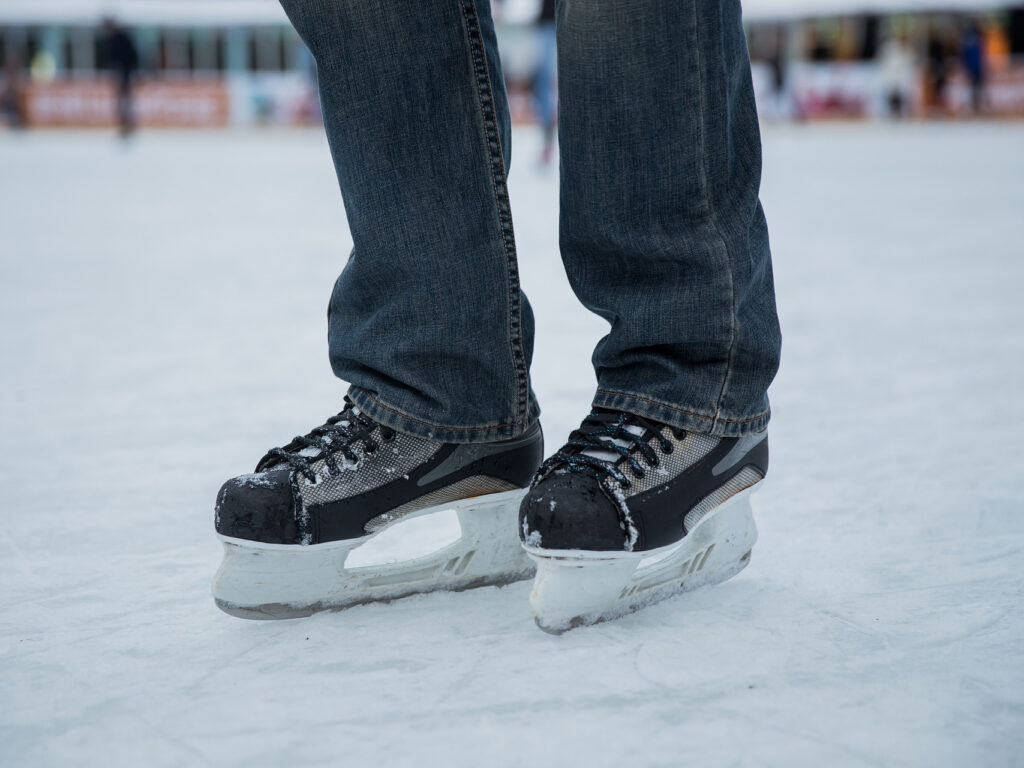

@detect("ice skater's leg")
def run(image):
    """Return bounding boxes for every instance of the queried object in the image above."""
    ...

[211,1,547,620]
[518,0,781,631]
[556,0,780,436]
[280,0,538,443]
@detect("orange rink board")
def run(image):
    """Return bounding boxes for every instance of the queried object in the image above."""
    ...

[25,80,230,128]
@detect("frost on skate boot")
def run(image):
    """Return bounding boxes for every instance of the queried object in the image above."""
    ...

[519,409,767,633]
[213,398,543,619]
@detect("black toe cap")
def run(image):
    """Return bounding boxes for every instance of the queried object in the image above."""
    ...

[214,469,302,544]
[519,472,626,551]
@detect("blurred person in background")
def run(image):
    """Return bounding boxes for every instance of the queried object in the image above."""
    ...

[879,32,916,118]
[99,18,139,137]
[767,24,791,120]
[213,0,780,631]
[961,21,987,115]
[926,31,950,115]
[982,18,1011,74]
[532,0,557,166]
[1,57,26,130]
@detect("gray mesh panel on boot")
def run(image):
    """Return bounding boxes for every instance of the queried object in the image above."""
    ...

[623,430,719,497]
[299,429,441,507]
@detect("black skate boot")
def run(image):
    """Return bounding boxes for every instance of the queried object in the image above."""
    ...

[519,409,767,633]
[213,397,543,619]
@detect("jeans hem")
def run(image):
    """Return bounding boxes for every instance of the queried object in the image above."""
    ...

[592,388,769,437]
[349,386,541,444]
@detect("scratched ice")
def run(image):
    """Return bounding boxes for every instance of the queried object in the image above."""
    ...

[1,124,1022,767]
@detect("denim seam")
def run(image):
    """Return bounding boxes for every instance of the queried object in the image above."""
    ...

[458,0,530,430]
[692,0,738,433]
[355,387,518,432]
[595,388,768,426]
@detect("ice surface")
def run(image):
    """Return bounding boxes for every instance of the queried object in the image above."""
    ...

[1,124,1022,767]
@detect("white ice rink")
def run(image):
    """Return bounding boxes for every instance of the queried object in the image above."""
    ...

[2,123,1022,767]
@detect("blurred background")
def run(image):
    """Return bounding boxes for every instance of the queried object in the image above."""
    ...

[1,0,1022,131]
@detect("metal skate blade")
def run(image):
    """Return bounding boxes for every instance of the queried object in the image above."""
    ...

[214,598,317,621]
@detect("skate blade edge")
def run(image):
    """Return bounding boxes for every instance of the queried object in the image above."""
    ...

[213,568,535,621]
[212,488,533,620]
[524,485,760,634]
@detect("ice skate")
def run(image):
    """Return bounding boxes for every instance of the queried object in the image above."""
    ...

[519,409,767,633]
[213,398,543,619]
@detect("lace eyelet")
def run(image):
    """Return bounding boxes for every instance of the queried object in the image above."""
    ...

[365,444,377,454]
[382,431,395,442]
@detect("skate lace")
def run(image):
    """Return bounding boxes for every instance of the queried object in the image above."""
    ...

[539,410,685,489]
[255,396,396,481]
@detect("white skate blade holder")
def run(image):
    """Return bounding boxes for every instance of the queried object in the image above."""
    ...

[525,483,761,633]
[213,489,533,619]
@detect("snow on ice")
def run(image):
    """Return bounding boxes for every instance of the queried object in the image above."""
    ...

[1,124,1022,767]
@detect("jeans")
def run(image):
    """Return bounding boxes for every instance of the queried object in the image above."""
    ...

[279,0,781,443]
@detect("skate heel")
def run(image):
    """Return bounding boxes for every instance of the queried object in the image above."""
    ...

[213,488,534,619]
[526,484,761,633]
[528,555,638,633]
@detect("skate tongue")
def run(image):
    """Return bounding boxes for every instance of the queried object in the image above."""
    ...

[581,424,646,463]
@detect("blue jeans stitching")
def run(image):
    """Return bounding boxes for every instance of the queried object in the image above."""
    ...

[458,0,530,429]
[691,0,738,432]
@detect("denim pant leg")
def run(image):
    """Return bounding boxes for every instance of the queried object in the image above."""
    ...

[279,0,538,443]
[556,0,782,437]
